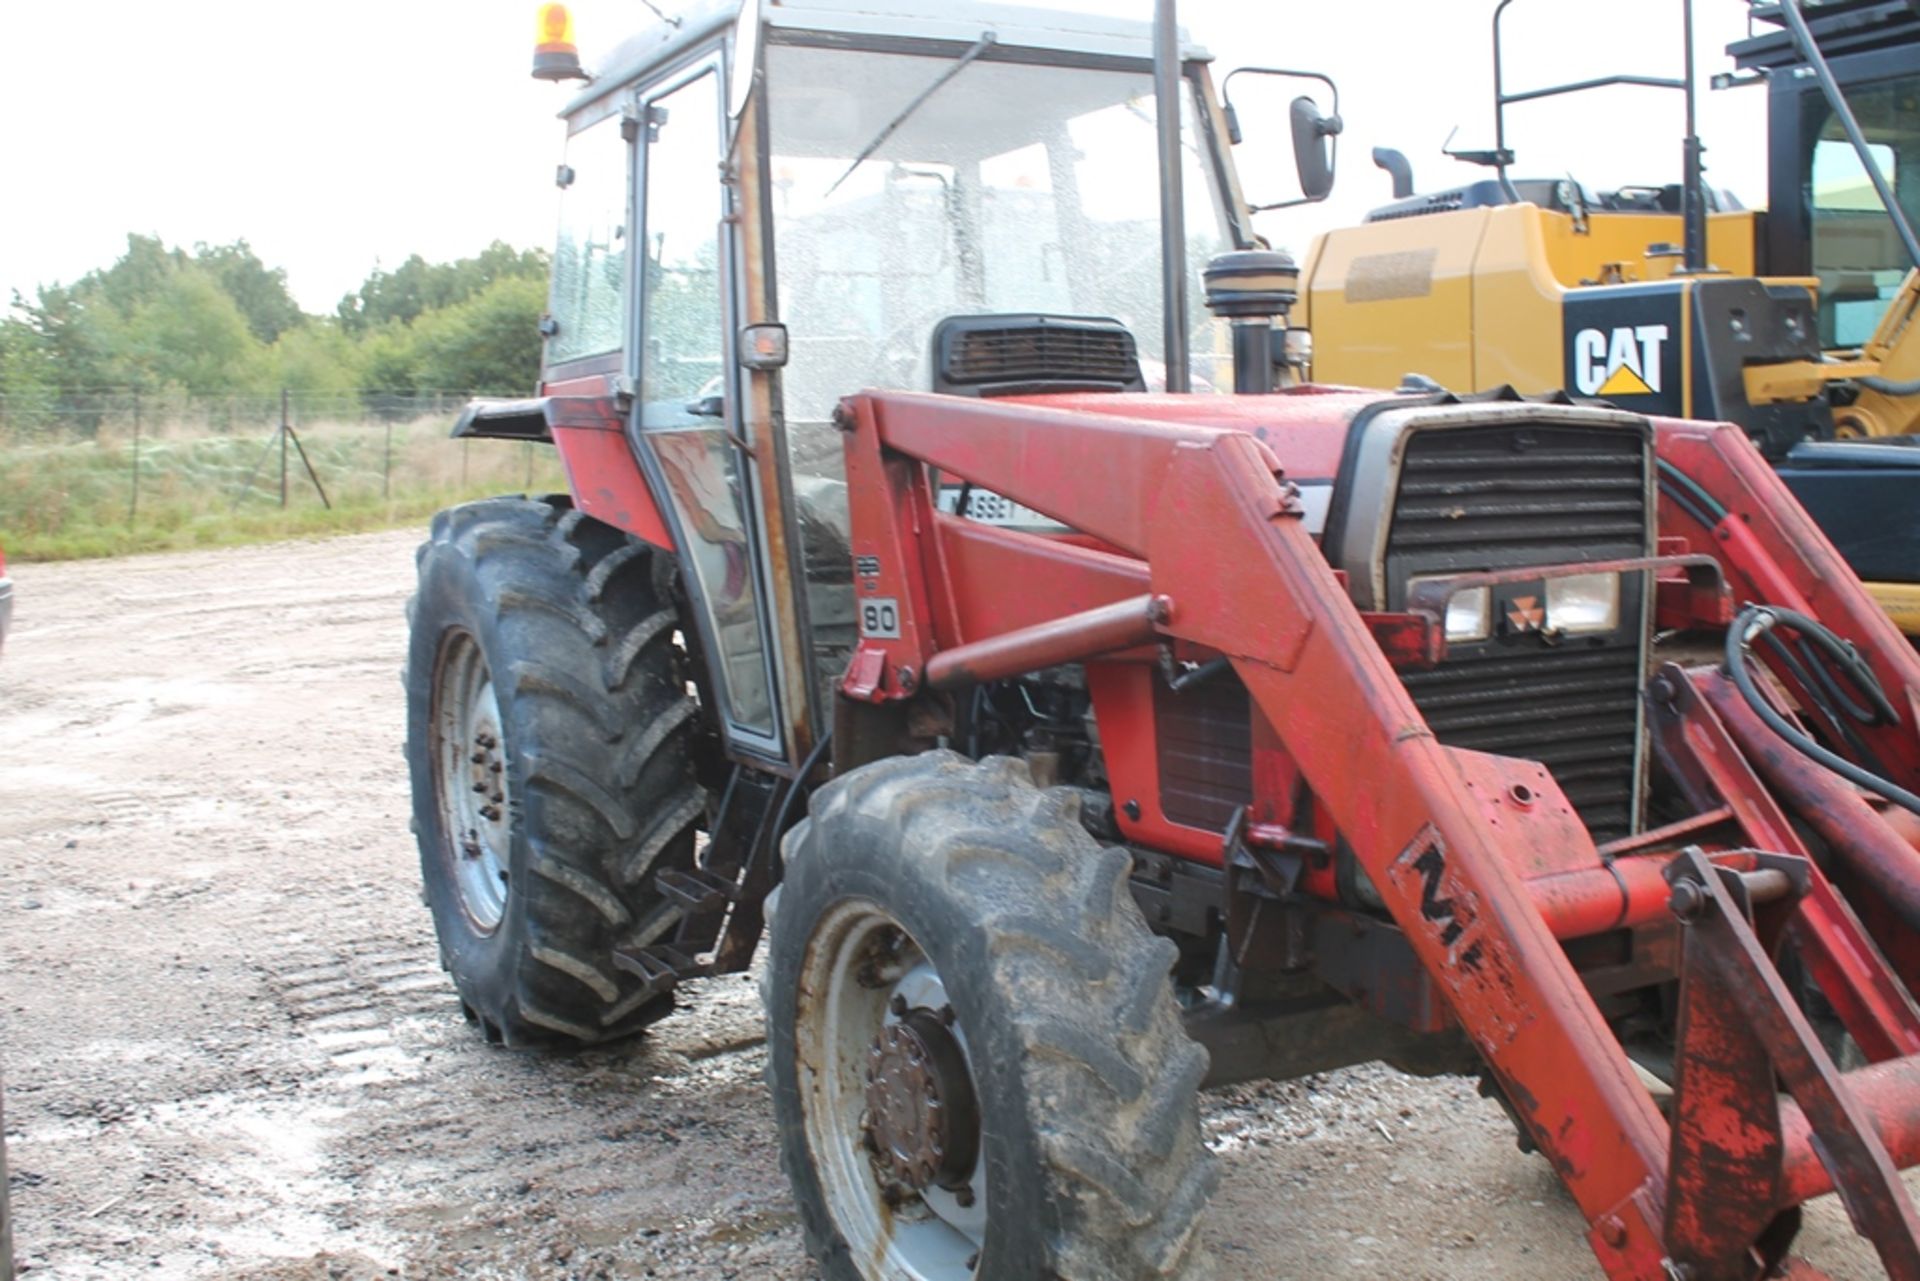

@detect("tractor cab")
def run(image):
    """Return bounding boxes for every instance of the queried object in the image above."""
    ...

[472,0,1258,768]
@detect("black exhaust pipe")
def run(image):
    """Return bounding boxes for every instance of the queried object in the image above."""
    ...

[1372,147,1415,199]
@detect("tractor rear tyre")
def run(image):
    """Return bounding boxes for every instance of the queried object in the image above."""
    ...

[764,752,1216,1281]
[406,496,705,1047]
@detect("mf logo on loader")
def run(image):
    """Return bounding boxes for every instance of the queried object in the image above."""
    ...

[1572,324,1669,397]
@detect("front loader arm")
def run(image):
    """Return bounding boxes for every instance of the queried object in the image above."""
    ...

[844,392,1653,1270]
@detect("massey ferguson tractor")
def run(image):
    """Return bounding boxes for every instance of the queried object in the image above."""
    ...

[406,1,1920,1277]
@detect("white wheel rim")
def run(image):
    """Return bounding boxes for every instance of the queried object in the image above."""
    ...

[431,630,512,932]
[796,898,988,1280]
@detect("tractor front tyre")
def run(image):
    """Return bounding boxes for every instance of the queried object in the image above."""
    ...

[764,752,1216,1281]
[405,496,705,1047]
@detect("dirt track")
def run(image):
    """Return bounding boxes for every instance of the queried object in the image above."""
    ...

[0,529,1906,1280]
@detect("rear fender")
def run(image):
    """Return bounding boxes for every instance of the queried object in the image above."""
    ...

[455,389,673,551]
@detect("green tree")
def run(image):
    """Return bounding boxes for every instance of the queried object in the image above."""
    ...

[8,284,115,393]
[0,307,62,431]
[270,320,363,395]
[85,234,187,315]
[109,267,270,395]
[338,241,548,334]
[346,321,422,396]
[195,240,304,343]
[410,275,547,395]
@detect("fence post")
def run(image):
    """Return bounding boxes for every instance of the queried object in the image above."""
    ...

[384,420,393,500]
[279,387,289,509]
[128,389,142,527]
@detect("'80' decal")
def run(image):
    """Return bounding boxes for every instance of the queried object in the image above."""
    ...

[859,597,901,639]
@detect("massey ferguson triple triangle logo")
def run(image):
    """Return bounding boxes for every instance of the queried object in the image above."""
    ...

[1505,594,1546,633]
[1572,324,1670,397]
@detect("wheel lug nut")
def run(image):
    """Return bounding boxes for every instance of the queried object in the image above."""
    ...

[472,781,490,794]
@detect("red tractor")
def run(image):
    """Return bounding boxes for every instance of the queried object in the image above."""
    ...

[406,2,1920,1277]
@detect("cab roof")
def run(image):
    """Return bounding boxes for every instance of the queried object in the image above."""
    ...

[564,0,1206,118]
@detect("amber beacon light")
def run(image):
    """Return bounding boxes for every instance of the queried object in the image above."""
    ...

[532,4,589,82]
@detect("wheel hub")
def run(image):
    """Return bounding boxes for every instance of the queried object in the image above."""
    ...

[434,631,512,932]
[862,1007,979,1192]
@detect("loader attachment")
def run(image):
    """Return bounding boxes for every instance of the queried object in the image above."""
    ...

[1663,845,1920,1279]
[836,387,1920,1279]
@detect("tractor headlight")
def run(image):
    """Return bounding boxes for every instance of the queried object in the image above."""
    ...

[1546,572,1621,634]
[1413,578,1491,642]
[1444,586,1492,642]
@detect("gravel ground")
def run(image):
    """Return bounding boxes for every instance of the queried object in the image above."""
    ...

[0,527,1906,1280]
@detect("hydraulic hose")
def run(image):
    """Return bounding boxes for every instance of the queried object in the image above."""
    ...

[772,726,835,842]
[1724,604,1920,818]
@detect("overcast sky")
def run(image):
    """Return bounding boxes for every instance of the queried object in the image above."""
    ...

[0,0,1767,315]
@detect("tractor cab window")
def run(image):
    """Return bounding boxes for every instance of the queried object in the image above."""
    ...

[766,43,1229,444]
[763,41,1232,638]
[548,114,631,365]
[1803,73,1920,347]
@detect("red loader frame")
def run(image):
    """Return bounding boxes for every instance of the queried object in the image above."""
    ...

[832,387,1920,1281]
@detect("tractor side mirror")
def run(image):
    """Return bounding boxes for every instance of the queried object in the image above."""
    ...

[1290,96,1341,202]
[1220,68,1342,213]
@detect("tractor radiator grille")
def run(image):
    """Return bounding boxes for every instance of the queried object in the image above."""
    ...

[1398,647,1644,841]
[1154,673,1253,832]
[1388,426,1648,561]
[938,321,1141,392]
[1388,423,1651,843]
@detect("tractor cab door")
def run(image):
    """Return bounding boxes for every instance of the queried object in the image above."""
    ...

[628,59,786,761]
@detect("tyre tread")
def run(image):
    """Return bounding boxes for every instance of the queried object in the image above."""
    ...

[781,750,1215,1279]
[406,495,706,1047]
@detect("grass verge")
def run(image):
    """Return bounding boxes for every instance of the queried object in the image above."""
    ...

[1,418,568,561]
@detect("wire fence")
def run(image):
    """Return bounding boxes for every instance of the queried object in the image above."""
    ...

[0,389,567,557]
[0,389,479,441]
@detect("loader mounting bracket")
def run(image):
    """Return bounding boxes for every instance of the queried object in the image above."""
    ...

[1662,845,1920,1280]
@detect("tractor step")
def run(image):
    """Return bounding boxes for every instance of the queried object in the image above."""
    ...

[655,866,739,915]
[611,943,710,999]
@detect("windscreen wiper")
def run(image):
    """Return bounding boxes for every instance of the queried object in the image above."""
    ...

[824,30,998,197]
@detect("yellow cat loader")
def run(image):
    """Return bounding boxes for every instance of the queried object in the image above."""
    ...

[1297,0,1920,636]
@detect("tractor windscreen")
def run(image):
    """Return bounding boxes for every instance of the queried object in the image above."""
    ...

[765,40,1230,665]
[765,40,1231,465]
